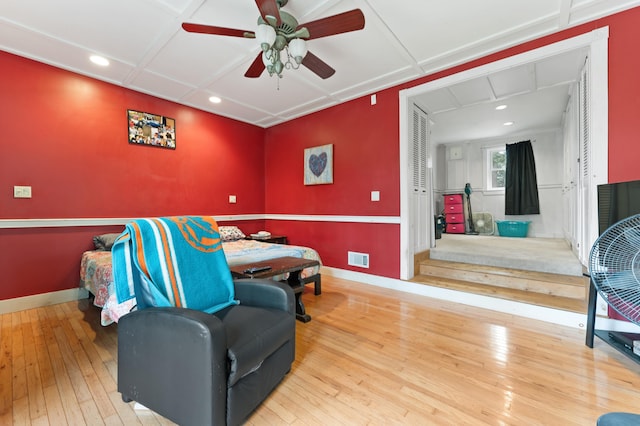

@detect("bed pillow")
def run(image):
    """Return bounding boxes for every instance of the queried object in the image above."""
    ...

[219,226,246,241]
[93,233,122,251]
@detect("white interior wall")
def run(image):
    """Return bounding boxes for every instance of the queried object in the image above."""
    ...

[434,128,565,238]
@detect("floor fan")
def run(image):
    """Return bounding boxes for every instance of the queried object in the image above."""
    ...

[464,183,478,235]
[473,213,495,235]
[589,214,640,346]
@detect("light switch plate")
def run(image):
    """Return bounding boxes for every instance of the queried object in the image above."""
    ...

[371,191,380,201]
[14,185,32,198]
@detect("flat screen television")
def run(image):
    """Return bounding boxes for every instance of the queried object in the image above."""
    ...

[597,179,640,235]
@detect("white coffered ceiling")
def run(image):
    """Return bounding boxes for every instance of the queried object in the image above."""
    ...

[1,0,639,132]
[414,46,590,144]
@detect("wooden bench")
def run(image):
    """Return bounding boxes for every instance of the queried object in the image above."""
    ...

[229,256,320,323]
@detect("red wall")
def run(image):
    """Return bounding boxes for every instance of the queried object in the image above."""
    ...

[3,6,640,300]
[0,53,266,218]
[264,7,640,278]
[265,91,400,216]
[264,88,400,277]
[0,52,266,300]
[606,7,640,183]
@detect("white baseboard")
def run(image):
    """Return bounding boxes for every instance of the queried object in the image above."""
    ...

[321,266,587,329]
[0,288,89,315]
[595,317,640,333]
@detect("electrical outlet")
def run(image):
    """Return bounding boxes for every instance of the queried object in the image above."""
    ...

[14,185,32,198]
[229,195,236,204]
[371,191,380,201]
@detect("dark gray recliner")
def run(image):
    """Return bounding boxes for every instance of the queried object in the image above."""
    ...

[597,413,640,425]
[118,279,295,426]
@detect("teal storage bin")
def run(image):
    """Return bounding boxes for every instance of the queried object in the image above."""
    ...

[496,220,530,237]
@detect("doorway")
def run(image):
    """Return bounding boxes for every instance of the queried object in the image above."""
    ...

[398,28,609,280]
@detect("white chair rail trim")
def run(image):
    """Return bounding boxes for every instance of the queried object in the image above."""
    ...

[0,214,401,229]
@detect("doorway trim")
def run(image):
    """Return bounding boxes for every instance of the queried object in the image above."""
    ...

[398,27,609,280]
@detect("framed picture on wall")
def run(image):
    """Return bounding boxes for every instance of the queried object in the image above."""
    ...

[127,109,176,149]
[304,144,333,185]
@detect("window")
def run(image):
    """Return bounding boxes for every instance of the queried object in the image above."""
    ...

[486,146,506,190]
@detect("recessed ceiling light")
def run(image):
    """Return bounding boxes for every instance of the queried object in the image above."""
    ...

[209,96,222,104]
[89,55,109,66]
[503,121,514,126]
[495,104,507,110]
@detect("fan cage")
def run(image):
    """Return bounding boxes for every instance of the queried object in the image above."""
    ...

[589,214,640,325]
[472,212,494,235]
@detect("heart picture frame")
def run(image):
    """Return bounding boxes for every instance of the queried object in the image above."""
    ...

[304,144,333,185]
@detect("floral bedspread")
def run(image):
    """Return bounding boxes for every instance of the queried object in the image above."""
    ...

[80,239,322,326]
[80,250,136,325]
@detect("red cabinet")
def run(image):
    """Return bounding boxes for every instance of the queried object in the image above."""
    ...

[443,193,465,233]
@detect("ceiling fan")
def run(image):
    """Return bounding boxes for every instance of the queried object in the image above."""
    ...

[181,0,365,79]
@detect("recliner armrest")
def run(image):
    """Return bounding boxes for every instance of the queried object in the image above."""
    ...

[234,279,295,315]
[118,307,228,425]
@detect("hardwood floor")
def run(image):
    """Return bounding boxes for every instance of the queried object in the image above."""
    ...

[2,276,640,425]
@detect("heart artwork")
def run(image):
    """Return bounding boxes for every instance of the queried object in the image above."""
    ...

[309,152,327,177]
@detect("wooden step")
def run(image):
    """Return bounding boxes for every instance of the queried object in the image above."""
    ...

[410,273,588,313]
[411,253,589,313]
[419,257,588,299]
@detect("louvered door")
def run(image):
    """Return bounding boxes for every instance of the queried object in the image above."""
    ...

[578,57,591,262]
[410,105,430,252]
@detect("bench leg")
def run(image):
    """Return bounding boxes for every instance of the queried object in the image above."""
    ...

[287,271,311,323]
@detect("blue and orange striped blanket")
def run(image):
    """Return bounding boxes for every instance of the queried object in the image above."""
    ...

[111,216,238,313]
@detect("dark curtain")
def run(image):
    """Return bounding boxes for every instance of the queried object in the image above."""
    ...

[505,140,540,215]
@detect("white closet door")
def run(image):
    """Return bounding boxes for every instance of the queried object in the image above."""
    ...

[410,105,430,252]
[562,81,580,256]
[578,57,591,262]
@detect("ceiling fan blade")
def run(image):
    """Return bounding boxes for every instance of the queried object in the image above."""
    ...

[182,23,254,38]
[298,9,365,40]
[302,51,335,79]
[245,52,266,78]
[254,0,281,26]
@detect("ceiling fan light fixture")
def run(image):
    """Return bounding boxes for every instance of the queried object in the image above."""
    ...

[274,59,284,77]
[256,24,276,50]
[288,38,307,64]
[262,52,277,77]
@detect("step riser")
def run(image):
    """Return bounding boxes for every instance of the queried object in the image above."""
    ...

[419,263,587,300]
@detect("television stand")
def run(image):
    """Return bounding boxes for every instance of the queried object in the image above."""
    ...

[585,279,640,365]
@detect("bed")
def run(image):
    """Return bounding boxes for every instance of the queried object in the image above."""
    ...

[80,226,322,326]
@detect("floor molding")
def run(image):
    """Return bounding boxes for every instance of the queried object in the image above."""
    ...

[0,288,89,314]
